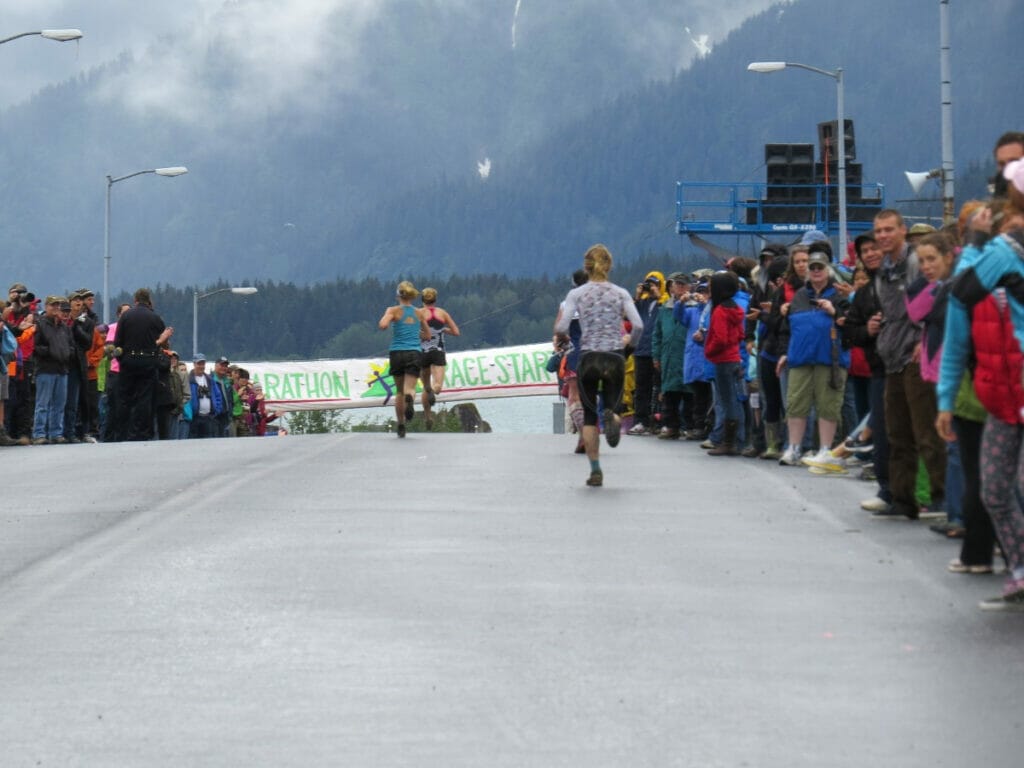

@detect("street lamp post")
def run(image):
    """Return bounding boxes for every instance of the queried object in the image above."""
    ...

[0,29,83,45]
[748,61,848,262]
[193,287,258,360]
[939,0,955,224]
[103,167,188,323]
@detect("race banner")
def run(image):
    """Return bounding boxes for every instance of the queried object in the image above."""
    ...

[238,342,558,411]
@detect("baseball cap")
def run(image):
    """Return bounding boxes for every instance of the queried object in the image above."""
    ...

[9,283,27,293]
[45,295,66,306]
[193,353,207,363]
[666,271,688,283]
[807,252,830,269]
[800,229,829,246]
[216,356,230,365]
[908,223,936,237]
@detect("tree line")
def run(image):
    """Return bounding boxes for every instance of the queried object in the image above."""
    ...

[114,252,712,363]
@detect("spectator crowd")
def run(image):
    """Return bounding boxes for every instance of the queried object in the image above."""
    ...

[550,130,1024,612]
[1,288,276,446]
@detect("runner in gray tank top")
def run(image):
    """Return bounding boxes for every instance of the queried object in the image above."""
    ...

[555,244,643,487]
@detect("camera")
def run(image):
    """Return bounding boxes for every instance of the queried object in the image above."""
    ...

[809,299,820,307]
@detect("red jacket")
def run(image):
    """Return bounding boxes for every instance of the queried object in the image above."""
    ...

[704,303,745,364]
[971,290,1024,425]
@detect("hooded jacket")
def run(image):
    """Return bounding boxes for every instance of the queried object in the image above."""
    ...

[704,272,744,364]
[633,270,667,357]
[938,232,1024,424]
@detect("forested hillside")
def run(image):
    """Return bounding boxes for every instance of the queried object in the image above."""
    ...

[122,248,714,362]
[2,0,1021,302]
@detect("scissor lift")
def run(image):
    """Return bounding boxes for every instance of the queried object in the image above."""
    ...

[675,181,885,238]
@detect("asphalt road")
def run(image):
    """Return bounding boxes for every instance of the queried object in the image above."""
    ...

[1,432,1022,767]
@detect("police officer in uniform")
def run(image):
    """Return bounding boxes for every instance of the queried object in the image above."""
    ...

[113,288,173,441]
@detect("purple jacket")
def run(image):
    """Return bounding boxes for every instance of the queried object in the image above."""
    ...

[905,278,940,383]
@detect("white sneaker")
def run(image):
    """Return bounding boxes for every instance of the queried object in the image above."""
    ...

[803,447,846,473]
[860,496,889,512]
[627,423,648,436]
[778,446,800,466]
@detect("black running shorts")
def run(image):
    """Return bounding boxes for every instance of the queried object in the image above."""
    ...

[576,350,625,426]
[389,349,422,378]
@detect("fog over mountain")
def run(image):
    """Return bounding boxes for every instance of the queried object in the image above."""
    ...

[1,0,1021,297]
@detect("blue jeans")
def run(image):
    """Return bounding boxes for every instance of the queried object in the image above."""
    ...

[714,362,744,430]
[33,372,67,439]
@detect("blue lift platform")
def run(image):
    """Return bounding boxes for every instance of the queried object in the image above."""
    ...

[675,181,886,238]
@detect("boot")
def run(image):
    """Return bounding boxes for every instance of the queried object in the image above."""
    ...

[0,428,17,447]
[707,420,738,456]
[759,422,782,460]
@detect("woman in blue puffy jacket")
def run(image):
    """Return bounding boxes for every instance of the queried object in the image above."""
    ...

[673,279,711,439]
[775,251,850,468]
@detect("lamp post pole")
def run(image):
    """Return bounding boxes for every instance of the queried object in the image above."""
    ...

[193,287,258,360]
[939,0,955,224]
[103,167,188,323]
[747,61,848,261]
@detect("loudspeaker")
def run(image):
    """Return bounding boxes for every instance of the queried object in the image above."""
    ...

[905,169,941,195]
[818,120,855,162]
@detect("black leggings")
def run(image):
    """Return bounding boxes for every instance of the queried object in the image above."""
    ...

[759,356,784,424]
[578,351,625,426]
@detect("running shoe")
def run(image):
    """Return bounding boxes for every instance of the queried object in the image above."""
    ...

[860,496,889,512]
[979,579,1024,611]
[843,437,874,454]
[404,394,414,421]
[802,447,845,473]
[871,502,919,520]
[586,470,603,487]
[397,423,406,438]
[627,423,649,436]
[603,409,621,448]
[947,559,993,575]
[778,446,801,466]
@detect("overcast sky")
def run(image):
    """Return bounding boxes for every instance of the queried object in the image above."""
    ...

[0,1,779,113]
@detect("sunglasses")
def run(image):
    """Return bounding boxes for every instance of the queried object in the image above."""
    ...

[808,264,827,272]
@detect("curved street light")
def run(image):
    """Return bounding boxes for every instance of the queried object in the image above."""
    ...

[0,29,83,45]
[748,60,848,261]
[103,167,189,323]
[193,287,259,360]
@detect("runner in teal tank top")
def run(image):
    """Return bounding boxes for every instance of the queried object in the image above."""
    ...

[378,281,430,437]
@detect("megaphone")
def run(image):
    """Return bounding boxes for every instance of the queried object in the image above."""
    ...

[905,168,941,195]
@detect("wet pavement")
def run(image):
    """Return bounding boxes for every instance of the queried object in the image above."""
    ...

[1,432,1021,766]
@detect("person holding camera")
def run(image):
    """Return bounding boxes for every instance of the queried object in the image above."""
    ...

[776,252,850,470]
[627,271,666,435]
[652,272,690,439]
[3,284,39,444]
[62,291,96,443]
[31,295,74,444]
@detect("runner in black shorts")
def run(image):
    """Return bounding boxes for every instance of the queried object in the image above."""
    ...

[554,244,643,487]
[419,287,460,429]
[379,281,430,437]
